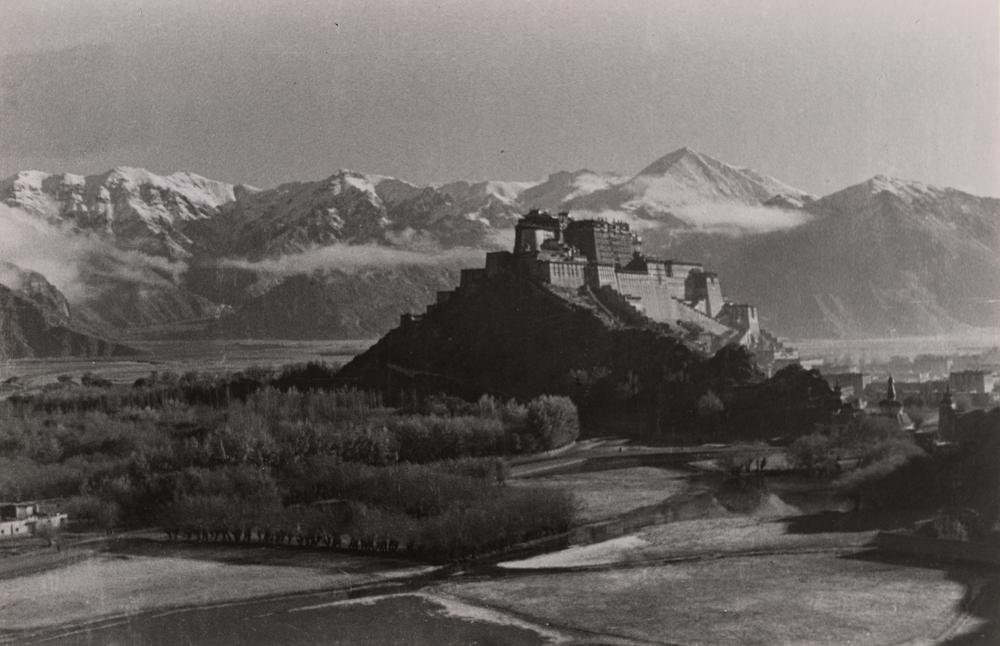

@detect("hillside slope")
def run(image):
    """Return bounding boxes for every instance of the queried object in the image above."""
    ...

[337,274,700,402]
[0,282,137,359]
[711,176,1000,337]
[204,266,459,339]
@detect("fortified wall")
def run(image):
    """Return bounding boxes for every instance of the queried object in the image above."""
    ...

[430,209,761,347]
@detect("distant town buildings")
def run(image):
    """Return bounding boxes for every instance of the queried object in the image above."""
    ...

[946,369,998,409]
[770,349,803,375]
[824,375,915,434]
[823,372,874,403]
[949,370,996,395]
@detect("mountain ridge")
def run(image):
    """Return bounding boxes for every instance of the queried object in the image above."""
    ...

[693,174,1000,337]
[3,153,995,343]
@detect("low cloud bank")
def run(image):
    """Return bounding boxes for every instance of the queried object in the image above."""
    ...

[572,203,812,236]
[671,204,813,234]
[0,204,186,302]
[220,243,486,276]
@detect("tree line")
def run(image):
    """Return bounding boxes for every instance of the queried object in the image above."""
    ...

[0,368,579,558]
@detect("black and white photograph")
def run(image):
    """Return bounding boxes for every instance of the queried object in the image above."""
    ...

[0,1,998,644]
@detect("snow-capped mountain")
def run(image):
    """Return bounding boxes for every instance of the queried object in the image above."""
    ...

[1,151,809,265]
[436,179,536,227]
[564,147,815,231]
[3,153,997,343]
[0,165,520,340]
[808,174,999,243]
[221,170,394,258]
[219,169,508,258]
[1,167,252,259]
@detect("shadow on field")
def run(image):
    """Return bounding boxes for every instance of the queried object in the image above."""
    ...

[840,549,1000,645]
[779,508,931,535]
[938,576,1000,646]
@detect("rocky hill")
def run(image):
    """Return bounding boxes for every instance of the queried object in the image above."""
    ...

[0,261,71,320]
[0,264,137,359]
[337,273,699,401]
[335,272,783,436]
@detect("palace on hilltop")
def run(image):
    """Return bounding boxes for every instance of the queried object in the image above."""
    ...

[425,209,766,350]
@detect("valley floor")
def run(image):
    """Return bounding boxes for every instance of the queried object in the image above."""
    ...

[444,550,985,646]
[0,338,374,391]
[0,541,433,639]
[1,439,996,645]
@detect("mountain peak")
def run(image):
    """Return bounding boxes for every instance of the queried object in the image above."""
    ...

[636,147,710,177]
[106,165,146,177]
[865,174,930,194]
[812,175,943,213]
[2,170,52,190]
[321,169,386,203]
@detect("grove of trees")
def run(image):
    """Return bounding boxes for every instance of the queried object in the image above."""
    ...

[0,365,579,559]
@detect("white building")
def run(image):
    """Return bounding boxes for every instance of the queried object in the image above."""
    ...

[0,501,68,540]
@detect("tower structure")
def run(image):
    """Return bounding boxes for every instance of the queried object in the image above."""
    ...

[563,219,637,266]
[513,209,567,254]
[938,386,957,437]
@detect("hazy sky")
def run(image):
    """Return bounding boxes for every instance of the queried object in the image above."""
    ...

[2,0,997,196]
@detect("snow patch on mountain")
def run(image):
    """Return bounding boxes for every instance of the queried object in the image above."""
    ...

[104,166,241,209]
[809,174,964,215]
[436,179,536,226]
[222,170,402,257]
[438,179,535,205]
[519,169,626,212]
[1,167,246,258]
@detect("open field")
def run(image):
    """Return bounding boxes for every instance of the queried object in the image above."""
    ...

[0,339,373,389]
[444,552,986,645]
[510,466,691,524]
[34,592,581,646]
[0,541,431,633]
[501,513,875,569]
